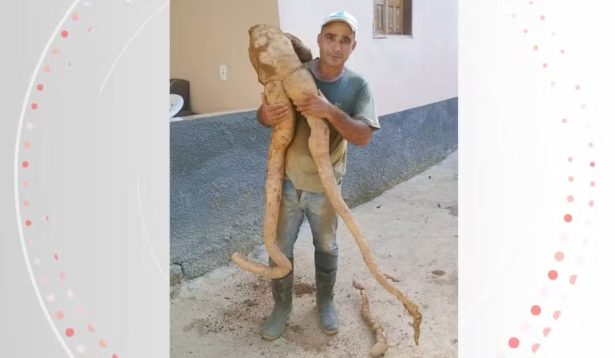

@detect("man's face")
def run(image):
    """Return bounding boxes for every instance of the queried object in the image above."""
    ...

[317,21,357,67]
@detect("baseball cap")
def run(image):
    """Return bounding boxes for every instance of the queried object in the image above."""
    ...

[321,10,359,33]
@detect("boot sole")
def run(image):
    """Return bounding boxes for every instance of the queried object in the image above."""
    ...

[323,328,338,335]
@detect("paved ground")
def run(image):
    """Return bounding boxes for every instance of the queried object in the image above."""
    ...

[170,151,458,358]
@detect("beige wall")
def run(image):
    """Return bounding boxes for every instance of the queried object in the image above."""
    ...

[278,0,458,116]
[170,0,280,114]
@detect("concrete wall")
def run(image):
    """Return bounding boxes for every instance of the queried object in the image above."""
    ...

[170,97,458,280]
[170,0,280,114]
[277,0,458,115]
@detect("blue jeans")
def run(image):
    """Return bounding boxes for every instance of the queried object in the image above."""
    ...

[269,180,340,273]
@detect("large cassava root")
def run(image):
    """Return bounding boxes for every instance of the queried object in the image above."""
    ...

[353,281,390,357]
[230,23,422,345]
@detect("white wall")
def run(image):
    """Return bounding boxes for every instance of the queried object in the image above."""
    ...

[278,0,458,116]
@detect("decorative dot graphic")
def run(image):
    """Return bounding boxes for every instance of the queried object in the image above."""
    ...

[568,176,574,182]
[590,181,596,187]
[531,305,541,315]
[570,275,577,285]
[17,9,170,358]
[548,270,558,280]
[589,200,594,207]
[532,343,541,353]
[590,161,595,167]
[523,29,528,34]
[561,49,565,54]
[564,214,572,223]
[543,327,551,337]
[554,311,561,320]
[508,337,520,349]
[555,251,564,261]
[562,118,567,123]
[540,15,545,20]
[567,195,574,202]
[567,157,573,162]
[533,45,538,51]
[543,63,548,68]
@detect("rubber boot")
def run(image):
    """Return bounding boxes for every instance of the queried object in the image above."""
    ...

[315,268,339,334]
[262,259,294,341]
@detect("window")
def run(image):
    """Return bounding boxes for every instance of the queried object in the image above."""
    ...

[373,0,412,37]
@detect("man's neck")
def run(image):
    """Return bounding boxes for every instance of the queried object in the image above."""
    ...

[313,58,344,82]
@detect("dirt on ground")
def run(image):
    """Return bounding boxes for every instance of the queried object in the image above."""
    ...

[171,151,458,358]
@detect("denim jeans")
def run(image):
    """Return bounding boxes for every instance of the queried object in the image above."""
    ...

[269,179,340,273]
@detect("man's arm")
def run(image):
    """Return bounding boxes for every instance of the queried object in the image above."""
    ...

[326,107,374,146]
[295,83,380,146]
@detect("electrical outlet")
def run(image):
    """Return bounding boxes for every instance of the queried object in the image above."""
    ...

[219,65,227,81]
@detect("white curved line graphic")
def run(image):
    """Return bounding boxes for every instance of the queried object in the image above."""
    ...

[14,2,83,358]
[98,1,169,95]
[137,178,169,282]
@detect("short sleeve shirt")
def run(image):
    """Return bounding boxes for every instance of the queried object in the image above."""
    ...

[284,59,380,193]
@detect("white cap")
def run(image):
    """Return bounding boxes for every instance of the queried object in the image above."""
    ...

[321,10,358,33]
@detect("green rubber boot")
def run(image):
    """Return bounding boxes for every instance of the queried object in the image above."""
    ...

[315,269,339,335]
[262,260,294,341]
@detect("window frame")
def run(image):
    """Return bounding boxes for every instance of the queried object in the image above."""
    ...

[373,0,413,39]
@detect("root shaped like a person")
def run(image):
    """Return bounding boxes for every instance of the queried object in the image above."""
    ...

[231,24,422,345]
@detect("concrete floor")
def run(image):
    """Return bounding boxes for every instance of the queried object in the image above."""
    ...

[170,151,458,358]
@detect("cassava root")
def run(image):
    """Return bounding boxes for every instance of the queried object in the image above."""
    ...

[232,23,422,344]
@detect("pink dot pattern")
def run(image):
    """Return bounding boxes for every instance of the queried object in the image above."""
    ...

[18,9,118,358]
[506,1,593,355]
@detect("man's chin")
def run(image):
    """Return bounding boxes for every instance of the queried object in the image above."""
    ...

[324,56,344,66]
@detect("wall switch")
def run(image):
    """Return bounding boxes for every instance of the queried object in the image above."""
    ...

[219,65,227,81]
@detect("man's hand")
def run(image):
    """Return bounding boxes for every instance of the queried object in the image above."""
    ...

[257,93,291,127]
[294,90,334,119]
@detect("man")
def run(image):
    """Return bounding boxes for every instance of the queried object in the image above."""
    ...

[256,10,380,340]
